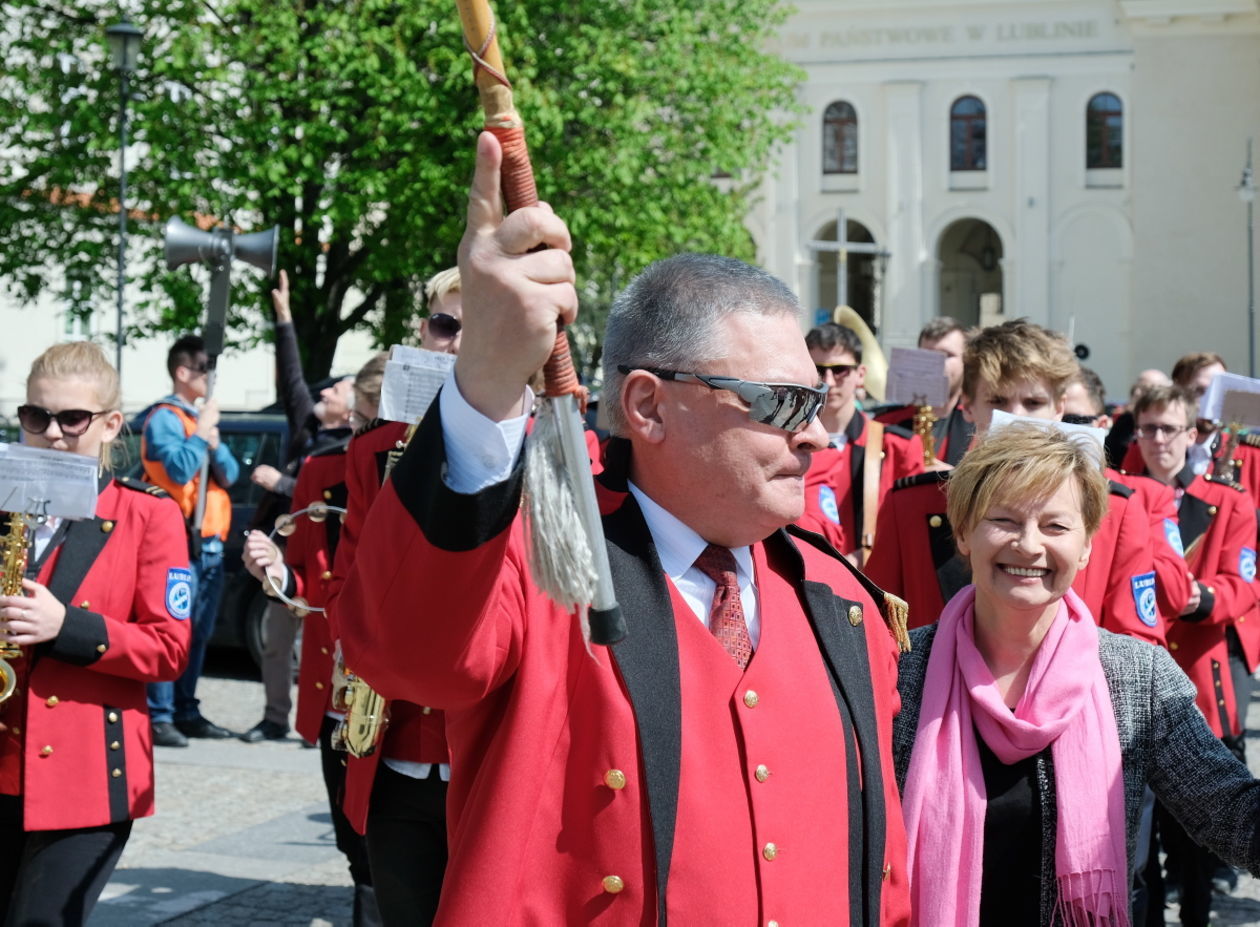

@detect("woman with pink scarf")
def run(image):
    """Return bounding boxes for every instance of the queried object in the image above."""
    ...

[893,423,1260,927]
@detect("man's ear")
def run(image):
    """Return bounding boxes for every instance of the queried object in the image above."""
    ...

[622,372,667,444]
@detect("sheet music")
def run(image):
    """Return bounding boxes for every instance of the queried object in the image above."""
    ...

[1199,371,1260,423]
[0,444,99,519]
[378,346,457,424]
[885,347,949,408]
[1220,390,1260,429]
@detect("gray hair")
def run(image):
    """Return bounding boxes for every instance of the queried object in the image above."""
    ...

[601,253,800,436]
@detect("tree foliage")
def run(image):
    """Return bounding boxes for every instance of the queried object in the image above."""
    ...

[0,0,802,379]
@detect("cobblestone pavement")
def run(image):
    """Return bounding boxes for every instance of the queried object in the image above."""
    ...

[89,651,1260,925]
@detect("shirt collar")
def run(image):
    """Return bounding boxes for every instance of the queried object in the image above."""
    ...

[626,481,754,585]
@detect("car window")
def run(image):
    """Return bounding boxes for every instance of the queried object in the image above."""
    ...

[222,430,284,507]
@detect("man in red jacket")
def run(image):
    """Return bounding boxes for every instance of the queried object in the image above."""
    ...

[337,132,911,926]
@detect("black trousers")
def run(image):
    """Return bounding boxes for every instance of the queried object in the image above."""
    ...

[366,763,448,927]
[319,715,374,887]
[0,795,131,927]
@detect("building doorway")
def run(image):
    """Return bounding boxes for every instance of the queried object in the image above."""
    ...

[937,219,1003,327]
[813,217,884,330]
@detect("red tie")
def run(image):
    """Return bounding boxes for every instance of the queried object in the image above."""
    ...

[693,544,753,670]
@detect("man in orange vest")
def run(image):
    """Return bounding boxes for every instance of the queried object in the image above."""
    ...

[140,334,241,747]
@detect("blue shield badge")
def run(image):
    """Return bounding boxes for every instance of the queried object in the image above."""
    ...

[1131,572,1158,628]
[1163,519,1185,558]
[166,568,193,620]
[818,486,840,525]
[1241,548,1257,584]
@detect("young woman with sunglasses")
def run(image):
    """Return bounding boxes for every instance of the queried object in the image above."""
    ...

[0,342,191,923]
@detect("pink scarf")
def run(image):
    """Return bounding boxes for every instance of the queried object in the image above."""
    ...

[901,586,1130,927]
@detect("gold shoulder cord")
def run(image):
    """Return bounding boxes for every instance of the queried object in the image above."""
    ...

[882,591,912,654]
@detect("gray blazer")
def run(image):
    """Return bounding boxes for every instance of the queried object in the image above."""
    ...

[894,624,1260,924]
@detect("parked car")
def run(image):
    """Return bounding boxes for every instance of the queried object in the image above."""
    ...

[121,410,291,667]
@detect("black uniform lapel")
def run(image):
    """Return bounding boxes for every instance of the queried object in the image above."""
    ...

[46,514,112,605]
[1179,493,1212,550]
[603,496,681,927]
[927,513,971,603]
[938,405,973,466]
[774,529,885,927]
[846,412,867,531]
[323,481,348,560]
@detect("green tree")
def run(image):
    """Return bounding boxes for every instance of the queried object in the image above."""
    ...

[0,0,802,380]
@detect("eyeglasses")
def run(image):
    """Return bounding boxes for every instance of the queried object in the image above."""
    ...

[1136,423,1191,440]
[815,363,858,380]
[182,362,209,375]
[618,366,827,432]
[427,313,462,339]
[17,405,109,437]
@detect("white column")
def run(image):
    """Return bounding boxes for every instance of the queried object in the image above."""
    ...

[883,80,926,350]
[1012,77,1052,324]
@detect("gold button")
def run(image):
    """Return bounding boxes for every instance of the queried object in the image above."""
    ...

[1208,506,1219,516]
[315,682,325,690]
[323,489,333,500]
[768,922,780,927]
[1207,586,1216,596]
[604,769,627,790]
[743,690,759,709]
[883,862,892,881]
[422,706,433,715]
[96,644,107,653]
[1219,698,1227,706]
[601,875,625,894]
[754,764,770,783]
[39,745,53,757]
[45,696,58,707]
[101,520,115,533]
[320,647,329,656]
[111,768,122,778]
[78,600,90,609]
[110,741,120,750]
[1241,615,1248,623]
[763,842,778,861]
[321,570,333,581]
[1216,678,1223,688]
[108,712,118,723]
[848,605,862,627]
[929,515,943,528]
[1170,641,1180,651]
[10,727,19,736]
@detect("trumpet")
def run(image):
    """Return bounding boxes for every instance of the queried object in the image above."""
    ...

[0,512,31,705]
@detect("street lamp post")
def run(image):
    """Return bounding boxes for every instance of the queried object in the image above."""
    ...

[105,17,142,382]
[1241,139,1256,378]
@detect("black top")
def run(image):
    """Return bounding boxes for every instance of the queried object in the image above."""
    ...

[978,730,1044,927]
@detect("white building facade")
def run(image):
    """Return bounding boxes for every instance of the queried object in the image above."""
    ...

[753,0,1260,398]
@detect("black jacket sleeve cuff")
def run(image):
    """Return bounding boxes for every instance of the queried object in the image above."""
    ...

[44,607,108,666]
[1182,582,1215,623]
[389,389,525,552]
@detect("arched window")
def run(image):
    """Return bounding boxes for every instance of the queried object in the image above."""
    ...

[1086,92,1123,169]
[950,96,986,171]
[823,101,858,174]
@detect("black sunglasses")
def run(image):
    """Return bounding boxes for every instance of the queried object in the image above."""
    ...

[17,405,109,437]
[182,362,209,375]
[427,313,462,339]
[815,363,858,379]
[618,366,827,433]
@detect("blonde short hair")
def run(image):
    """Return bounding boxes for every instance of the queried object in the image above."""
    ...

[424,267,460,306]
[947,422,1109,542]
[28,341,121,410]
[962,319,1078,403]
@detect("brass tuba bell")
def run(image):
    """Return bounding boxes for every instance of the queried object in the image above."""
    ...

[832,304,888,403]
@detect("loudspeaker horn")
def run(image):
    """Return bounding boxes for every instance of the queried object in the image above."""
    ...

[163,217,229,271]
[234,227,278,276]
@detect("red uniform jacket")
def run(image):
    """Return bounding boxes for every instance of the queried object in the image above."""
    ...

[326,419,448,834]
[865,469,1164,644]
[1159,468,1258,737]
[803,411,921,557]
[0,477,191,830]
[1113,473,1194,625]
[338,410,911,927]
[281,444,349,745]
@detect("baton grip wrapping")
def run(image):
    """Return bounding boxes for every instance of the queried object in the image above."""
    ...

[588,605,628,647]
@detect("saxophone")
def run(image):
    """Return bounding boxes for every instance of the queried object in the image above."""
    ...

[331,421,419,758]
[0,512,30,705]
[913,405,938,468]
